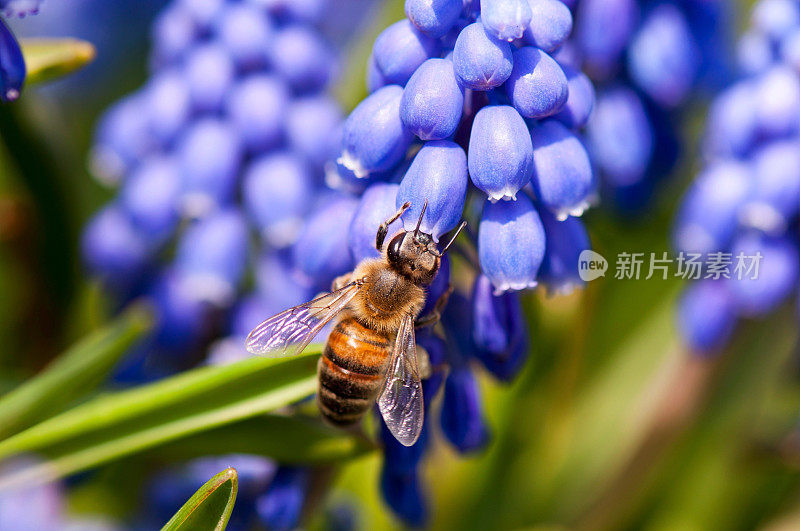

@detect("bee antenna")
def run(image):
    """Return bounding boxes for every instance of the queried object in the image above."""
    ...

[436,221,467,256]
[413,199,427,239]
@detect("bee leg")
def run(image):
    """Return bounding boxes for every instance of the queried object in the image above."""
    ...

[414,284,454,329]
[375,201,412,251]
[331,273,353,291]
[416,344,432,379]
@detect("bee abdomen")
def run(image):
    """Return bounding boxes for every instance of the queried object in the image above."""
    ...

[317,317,391,426]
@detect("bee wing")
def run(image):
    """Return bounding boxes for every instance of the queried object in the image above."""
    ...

[378,313,424,447]
[245,280,362,357]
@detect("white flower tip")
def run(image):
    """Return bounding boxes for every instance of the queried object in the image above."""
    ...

[739,202,786,234]
[544,279,584,298]
[264,218,302,248]
[88,146,125,187]
[488,188,520,202]
[337,150,370,179]
[181,193,217,219]
[554,199,592,221]
[179,273,234,307]
[492,279,538,295]
[675,224,714,256]
[206,337,249,366]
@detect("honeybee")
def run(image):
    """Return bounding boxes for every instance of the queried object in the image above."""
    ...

[246,201,464,446]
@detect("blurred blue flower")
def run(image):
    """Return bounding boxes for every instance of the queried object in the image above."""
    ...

[84,0,344,383]
[174,209,250,306]
[677,279,736,355]
[673,0,800,357]
[225,74,289,153]
[215,2,273,69]
[256,467,311,531]
[1,0,42,18]
[0,457,116,530]
[242,153,314,247]
[176,118,243,216]
[119,156,181,241]
[184,42,235,112]
[703,82,758,159]
[727,233,799,318]
[745,139,800,230]
[471,274,529,380]
[754,66,800,138]
[586,87,653,189]
[575,0,638,78]
[349,183,401,262]
[673,161,751,255]
[0,17,25,101]
[441,366,490,452]
[572,0,732,211]
[269,24,335,93]
[292,195,358,290]
[286,95,342,169]
[628,4,699,108]
[380,467,428,527]
[82,205,151,291]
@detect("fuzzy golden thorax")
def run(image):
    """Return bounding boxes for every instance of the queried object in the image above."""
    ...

[347,259,428,334]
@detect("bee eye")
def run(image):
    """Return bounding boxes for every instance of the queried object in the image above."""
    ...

[387,233,404,264]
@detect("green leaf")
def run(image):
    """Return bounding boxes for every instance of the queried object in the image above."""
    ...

[20,38,96,86]
[162,467,238,531]
[0,304,153,440]
[150,415,376,465]
[0,346,326,489]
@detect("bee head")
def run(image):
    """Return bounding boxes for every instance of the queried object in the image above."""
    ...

[385,201,467,286]
[386,230,441,285]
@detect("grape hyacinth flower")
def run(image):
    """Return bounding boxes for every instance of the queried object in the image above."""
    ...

[569,0,732,211]
[0,457,117,529]
[0,0,41,101]
[84,0,344,382]
[673,0,800,357]
[83,1,347,526]
[324,1,601,523]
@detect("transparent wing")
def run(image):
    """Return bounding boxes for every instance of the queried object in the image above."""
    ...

[378,313,424,447]
[245,280,362,357]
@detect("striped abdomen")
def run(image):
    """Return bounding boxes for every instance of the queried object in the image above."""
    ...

[317,316,392,426]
